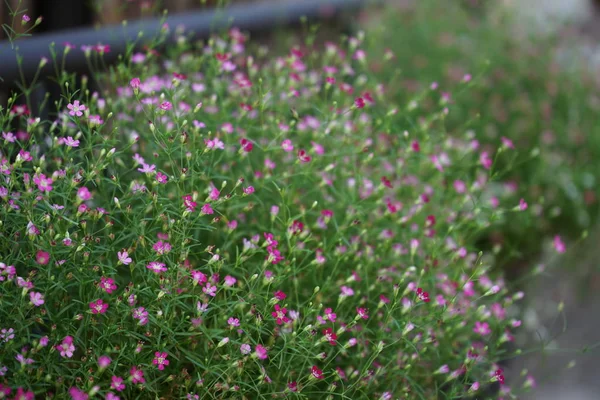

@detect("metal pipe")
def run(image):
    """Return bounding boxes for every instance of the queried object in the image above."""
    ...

[0,0,366,87]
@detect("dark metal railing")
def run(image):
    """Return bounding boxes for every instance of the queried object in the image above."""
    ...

[0,0,367,87]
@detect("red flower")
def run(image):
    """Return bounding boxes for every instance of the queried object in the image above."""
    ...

[381,176,392,188]
[416,288,430,303]
[239,138,253,152]
[322,328,337,345]
[297,149,311,163]
[311,365,324,379]
[494,368,505,384]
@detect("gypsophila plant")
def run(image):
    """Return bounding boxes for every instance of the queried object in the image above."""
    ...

[363,0,597,273]
[0,15,546,400]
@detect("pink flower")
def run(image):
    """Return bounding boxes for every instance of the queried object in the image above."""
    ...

[324,307,336,322]
[255,344,268,360]
[473,321,491,336]
[340,286,354,296]
[130,77,141,89]
[281,139,294,152]
[132,307,148,326]
[77,187,92,201]
[63,136,80,147]
[153,352,169,370]
[67,100,87,117]
[89,299,109,314]
[152,240,172,255]
[57,336,75,358]
[155,172,168,184]
[29,291,44,306]
[33,173,53,192]
[182,195,197,212]
[240,344,251,355]
[501,136,514,149]
[117,250,132,265]
[227,317,240,328]
[159,101,172,111]
[190,270,207,285]
[202,283,217,297]
[201,204,214,215]
[480,151,492,169]
[224,275,237,286]
[111,376,125,391]
[130,366,145,384]
[146,261,167,274]
[554,235,566,254]
[519,198,528,211]
[36,250,50,265]
[98,355,112,369]
[354,97,365,108]
[68,387,88,400]
[243,186,255,195]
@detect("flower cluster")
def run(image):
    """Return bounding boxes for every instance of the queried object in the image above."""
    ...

[0,19,541,399]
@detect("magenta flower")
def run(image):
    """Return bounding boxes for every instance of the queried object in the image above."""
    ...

[554,235,566,254]
[271,304,290,325]
[255,344,268,360]
[77,187,92,201]
[519,198,528,211]
[89,299,108,314]
[67,100,87,117]
[130,77,141,89]
[29,291,44,307]
[473,321,491,336]
[98,355,112,369]
[152,240,172,255]
[130,366,145,384]
[146,261,167,274]
[356,307,369,320]
[183,195,197,212]
[153,352,169,370]
[155,172,168,184]
[33,173,53,192]
[110,376,125,392]
[159,101,172,111]
[132,307,149,326]
[36,250,50,265]
[68,387,88,400]
[201,203,214,215]
[190,270,207,285]
[99,277,117,294]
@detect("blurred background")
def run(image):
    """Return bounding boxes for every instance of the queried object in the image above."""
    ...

[2,0,600,398]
